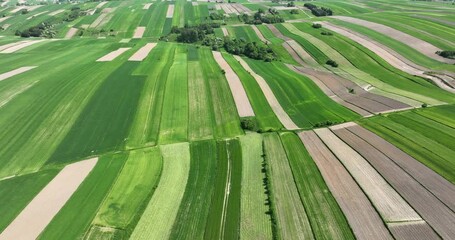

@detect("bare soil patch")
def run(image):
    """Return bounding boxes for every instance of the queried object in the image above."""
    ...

[96,48,130,62]
[0,66,37,82]
[48,9,65,16]
[235,55,298,129]
[333,127,455,239]
[132,26,146,39]
[143,3,152,10]
[250,25,269,44]
[129,43,157,62]
[347,124,455,213]
[0,40,45,53]
[221,27,229,37]
[213,51,255,117]
[64,28,78,39]
[388,221,440,240]
[331,16,454,64]
[315,128,421,222]
[299,131,393,240]
[166,4,174,18]
[0,158,98,240]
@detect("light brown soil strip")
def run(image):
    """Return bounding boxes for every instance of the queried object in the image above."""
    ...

[333,127,455,239]
[26,11,49,20]
[0,158,98,240]
[346,124,455,213]
[0,40,45,54]
[234,55,298,129]
[221,27,229,37]
[213,51,255,117]
[0,66,37,82]
[274,6,298,10]
[0,40,30,52]
[0,16,10,23]
[96,1,108,8]
[64,28,78,39]
[129,43,157,62]
[299,131,393,240]
[48,9,65,16]
[286,40,319,67]
[250,25,269,44]
[289,66,411,115]
[132,26,146,39]
[330,16,454,64]
[96,48,131,62]
[266,24,290,41]
[215,4,221,10]
[143,3,152,10]
[315,128,422,222]
[10,6,26,13]
[166,4,174,18]
[89,13,108,28]
[388,221,440,240]
[321,21,455,93]
[282,43,305,66]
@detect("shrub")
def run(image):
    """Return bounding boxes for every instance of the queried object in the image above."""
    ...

[290,9,299,14]
[321,31,333,36]
[326,59,338,67]
[312,23,322,29]
[240,117,258,131]
[436,50,455,59]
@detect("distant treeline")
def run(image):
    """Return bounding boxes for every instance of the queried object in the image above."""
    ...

[304,3,333,16]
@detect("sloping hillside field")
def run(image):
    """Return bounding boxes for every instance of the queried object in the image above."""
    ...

[0,0,454,239]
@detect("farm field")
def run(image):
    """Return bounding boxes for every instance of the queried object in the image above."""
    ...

[0,0,454,239]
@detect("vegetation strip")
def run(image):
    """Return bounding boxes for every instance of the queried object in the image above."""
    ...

[239,133,273,240]
[130,143,190,239]
[263,133,313,239]
[299,131,393,240]
[0,158,97,240]
[213,51,254,117]
[234,56,298,129]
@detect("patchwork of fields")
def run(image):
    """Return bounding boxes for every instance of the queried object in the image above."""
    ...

[0,0,454,239]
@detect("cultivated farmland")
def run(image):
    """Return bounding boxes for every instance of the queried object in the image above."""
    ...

[0,0,454,239]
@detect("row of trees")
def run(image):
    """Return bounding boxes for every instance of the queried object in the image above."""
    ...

[436,50,455,59]
[304,3,333,16]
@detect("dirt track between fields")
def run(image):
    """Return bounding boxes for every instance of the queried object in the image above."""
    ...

[64,28,78,39]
